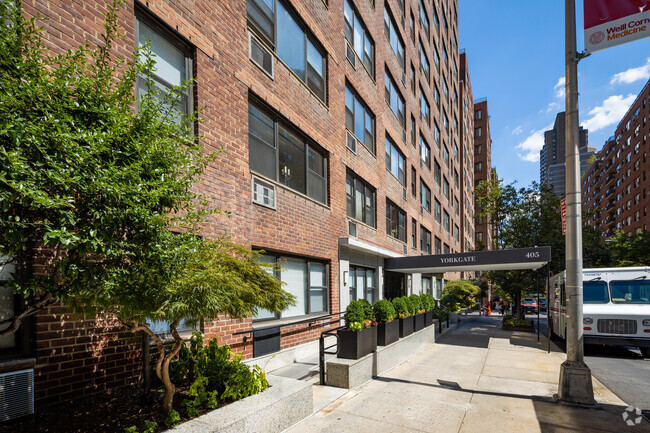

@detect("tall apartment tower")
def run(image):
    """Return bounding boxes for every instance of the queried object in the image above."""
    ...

[539,112,594,197]
[6,0,471,408]
[582,79,650,238]
[473,98,494,250]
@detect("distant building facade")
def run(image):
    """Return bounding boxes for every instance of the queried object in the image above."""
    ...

[472,98,495,250]
[582,79,650,238]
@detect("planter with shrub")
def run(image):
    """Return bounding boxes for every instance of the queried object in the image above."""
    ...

[410,294,426,331]
[393,297,413,338]
[420,293,435,327]
[338,300,377,359]
[373,299,399,346]
[501,315,535,332]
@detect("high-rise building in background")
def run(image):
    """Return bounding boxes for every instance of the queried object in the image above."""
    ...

[4,0,481,409]
[582,79,650,238]
[473,98,495,250]
[539,112,594,198]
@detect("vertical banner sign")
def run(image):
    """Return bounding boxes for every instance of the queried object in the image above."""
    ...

[584,0,650,53]
[560,198,566,235]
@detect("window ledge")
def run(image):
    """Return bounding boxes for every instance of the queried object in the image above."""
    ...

[252,312,332,329]
[0,357,36,373]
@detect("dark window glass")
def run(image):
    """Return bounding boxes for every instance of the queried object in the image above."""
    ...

[347,172,376,227]
[419,87,430,125]
[277,3,305,80]
[411,218,417,248]
[384,71,405,127]
[411,166,417,196]
[435,236,441,254]
[386,200,406,242]
[418,40,430,82]
[344,0,374,77]
[385,137,406,184]
[443,210,450,232]
[610,280,650,304]
[434,198,441,222]
[278,125,306,194]
[248,103,276,179]
[384,7,405,69]
[434,159,441,185]
[420,180,431,212]
[583,281,609,304]
[420,226,431,253]
[420,135,430,168]
[418,0,430,39]
[345,84,375,153]
[350,266,377,304]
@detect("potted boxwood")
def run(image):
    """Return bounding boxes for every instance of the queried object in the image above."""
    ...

[393,297,413,338]
[420,293,435,327]
[373,299,399,346]
[338,300,377,359]
[410,294,426,331]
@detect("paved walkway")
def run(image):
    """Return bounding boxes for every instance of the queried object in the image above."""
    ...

[285,315,650,433]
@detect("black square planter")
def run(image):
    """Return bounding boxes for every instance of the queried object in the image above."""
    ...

[414,313,425,332]
[377,320,399,346]
[399,317,414,338]
[337,326,377,359]
[424,310,434,327]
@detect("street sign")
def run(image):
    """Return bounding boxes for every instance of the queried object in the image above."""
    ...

[560,198,566,235]
[584,0,650,53]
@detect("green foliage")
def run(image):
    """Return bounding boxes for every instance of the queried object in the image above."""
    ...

[347,321,363,331]
[441,281,480,312]
[503,315,533,329]
[402,296,415,316]
[408,294,423,313]
[468,279,488,298]
[164,410,181,428]
[372,299,396,323]
[345,300,370,326]
[391,297,410,318]
[432,306,449,323]
[419,293,435,311]
[221,365,269,402]
[607,231,650,266]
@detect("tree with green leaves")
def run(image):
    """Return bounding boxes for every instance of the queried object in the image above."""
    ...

[607,230,650,266]
[441,280,480,312]
[0,0,295,412]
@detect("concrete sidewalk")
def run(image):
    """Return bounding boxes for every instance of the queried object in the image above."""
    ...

[284,315,650,433]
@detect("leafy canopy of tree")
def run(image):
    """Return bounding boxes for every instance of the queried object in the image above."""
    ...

[441,280,480,312]
[606,231,650,266]
[0,0,295,412]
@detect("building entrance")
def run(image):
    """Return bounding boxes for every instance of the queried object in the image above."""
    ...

[384,271,406,300]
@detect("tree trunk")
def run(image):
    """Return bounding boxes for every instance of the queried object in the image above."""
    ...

[161,317,184,412]
[515,291,524,320]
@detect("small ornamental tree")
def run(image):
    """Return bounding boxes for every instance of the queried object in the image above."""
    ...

[402,296,415,316]
[392,297,409,318]
[441,281,480,312]
[372,299,395,323]
[409,294,423,313]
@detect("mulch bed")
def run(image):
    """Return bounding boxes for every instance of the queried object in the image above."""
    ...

[501,325,535,333]
[0,385,224,433]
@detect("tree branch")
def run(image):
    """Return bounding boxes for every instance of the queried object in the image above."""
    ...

[0,292,55,338]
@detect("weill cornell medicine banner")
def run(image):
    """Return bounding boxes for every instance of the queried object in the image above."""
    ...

[584,0,650,53]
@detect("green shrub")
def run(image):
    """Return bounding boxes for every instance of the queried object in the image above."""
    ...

[409,294,423,313]
[345,300,367,326]
[347,321,363,331]
[432,307,449,322]
[373,299,396,323]
[358,299,373,320]
[420,293,435,311]
[392,297,410,318]
[402,296,415,316]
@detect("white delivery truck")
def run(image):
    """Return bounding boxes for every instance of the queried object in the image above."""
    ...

[548,267,650,358]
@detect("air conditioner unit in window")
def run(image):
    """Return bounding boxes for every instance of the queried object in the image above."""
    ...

[348,220,357,237]
[249,32,274,78]
[0,369,34,422]
[252,176,276,209]
[347,130,357,153]
[346,41,356,68]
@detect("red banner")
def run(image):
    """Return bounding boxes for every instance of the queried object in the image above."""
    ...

[584,0,650,53]
[561,198,567,235]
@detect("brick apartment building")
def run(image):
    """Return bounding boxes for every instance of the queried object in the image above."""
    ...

[0,0,477,413]
[472,98,496,250]
[582,79,650,238]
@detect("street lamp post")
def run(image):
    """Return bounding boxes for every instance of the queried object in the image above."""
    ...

[557,0,594,406]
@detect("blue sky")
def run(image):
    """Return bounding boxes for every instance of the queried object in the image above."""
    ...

[459,0,650,187]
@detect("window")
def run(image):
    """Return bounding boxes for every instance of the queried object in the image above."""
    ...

[434,236,441,255]
[419,134,431,169]
[347,171,376,227]
[476,232,483,243]
[420,226,431,253]
[350,265,377,304]
[454,170,459,187]
[248,0,326,101]
[475,127,482,137]
[454,224,459,242]
[475,162,483,172]
[385,71,405,127]
[443,244,450,254]
[443,177,449,199]
[410,63,416,95]
[0,259,33,359]
[422,275,432,295]
[434,159,441,186]
[434,198,441,222]
[384,6,405,69]
[418,0,430,39]
[254,253,328,320]
[420,180,431,212]
[410,11,415,43]
[136,13,193,126]
[454,197,459,214]
[418,39,430,82]
[443,145,449,165]
[443,210,449,232]
[434,121,440,144]
[475,144,482,155]
[419,87,430,124]
[411,218,417,248]
[433,83,440,106]
[432,43,440,67]
[411,166,417,196]
[475,109,482,120]
[443,111,449,130]
[432,6,439,29]
[442,78,448,98]
[610,280,650,304]
[248,100,328,204]
[344,0,374,76]
[345,84,375,153]
[385,136,406,184]
[583,281,609,304]
[386,200,407,242]
[411,114,416,146]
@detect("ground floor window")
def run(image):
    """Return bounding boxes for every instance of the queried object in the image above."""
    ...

[254,253,329,321]
[0,259,32,360]
[349,265,376,304]
[422,275,432,296]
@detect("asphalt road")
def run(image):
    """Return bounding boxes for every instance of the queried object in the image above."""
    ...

[528,312,650,413]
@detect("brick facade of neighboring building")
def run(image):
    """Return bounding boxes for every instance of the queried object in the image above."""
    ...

[2,0,474,411]
[472,98,493,250]
[582,79,650,238]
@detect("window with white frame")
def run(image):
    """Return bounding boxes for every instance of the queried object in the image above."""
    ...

[349,266,376,304]
[347,171,376,227]
[344,0,374,77]
[386,136,406,184]
[345,83,376,153]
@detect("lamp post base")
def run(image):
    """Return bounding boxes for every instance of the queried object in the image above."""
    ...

[557,361,595,406]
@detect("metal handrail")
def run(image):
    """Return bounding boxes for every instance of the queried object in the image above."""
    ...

[232,311,345,340]
[319,326,344,385]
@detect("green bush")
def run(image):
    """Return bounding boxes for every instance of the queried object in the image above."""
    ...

[373,299,396,323]
[402,296,415,316]
[345,300,367,326]
[419,293,435,311]
[392,297,410,318]
[432,307,449,322]
[409,294,423,313]
[358,299,373,320]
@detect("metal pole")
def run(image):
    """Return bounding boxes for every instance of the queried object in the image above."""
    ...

[547,264,551,354]
[558,0,594,405]
[537,270,540,341]
[319,334,325,385]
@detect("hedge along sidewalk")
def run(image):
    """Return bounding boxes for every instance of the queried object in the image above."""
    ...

[167,375,311,433]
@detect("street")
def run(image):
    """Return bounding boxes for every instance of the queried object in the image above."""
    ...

[522,312,650,415]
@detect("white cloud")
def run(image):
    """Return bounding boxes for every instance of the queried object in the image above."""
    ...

[581,94,636,132]
[512,125,523,135]
[515,123,553,162]
[554,77,565,99]
[546,101,561,112]
[610,58,650,85]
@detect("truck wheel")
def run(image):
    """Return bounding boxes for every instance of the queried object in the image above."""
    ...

[641,347,650,359]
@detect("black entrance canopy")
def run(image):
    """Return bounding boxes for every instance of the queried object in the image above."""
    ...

[384,246,551,274]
